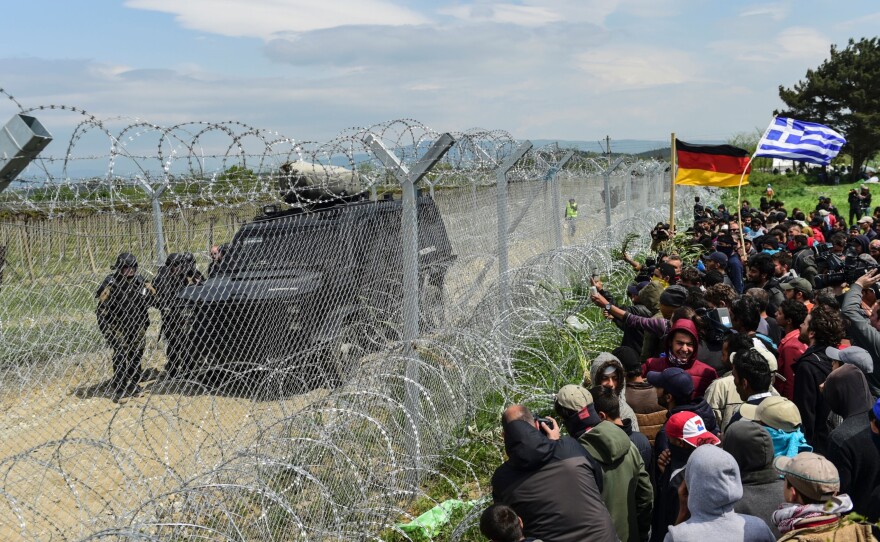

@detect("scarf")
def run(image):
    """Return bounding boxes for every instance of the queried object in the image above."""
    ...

[771,495,853,534]
[765,426,812,457]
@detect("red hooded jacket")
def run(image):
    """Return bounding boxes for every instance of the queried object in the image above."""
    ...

[642,319,718,398]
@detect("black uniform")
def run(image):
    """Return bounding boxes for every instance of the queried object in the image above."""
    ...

[153,254,203,377]
[96,269,153,396]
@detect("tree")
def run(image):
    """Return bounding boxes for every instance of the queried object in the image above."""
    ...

[777,37,880,180]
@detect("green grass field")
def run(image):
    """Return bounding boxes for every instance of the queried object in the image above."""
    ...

[719,170,872,224]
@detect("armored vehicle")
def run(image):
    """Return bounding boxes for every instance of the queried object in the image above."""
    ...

[178,193,455,391]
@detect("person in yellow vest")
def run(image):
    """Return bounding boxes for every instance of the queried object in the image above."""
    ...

[565,198,578,238]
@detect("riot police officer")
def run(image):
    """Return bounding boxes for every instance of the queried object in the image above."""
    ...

[153,252,203,378]
[96,252,155,399]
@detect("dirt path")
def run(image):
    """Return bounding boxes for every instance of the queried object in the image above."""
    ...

[0,354,327,541]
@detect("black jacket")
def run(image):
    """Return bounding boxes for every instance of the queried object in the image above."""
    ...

[621,417,653,477]
[617,303,653,353]
[793,344,834,454]
[653,398,718,468]
[492,420,617,542]
[824,364,880,516]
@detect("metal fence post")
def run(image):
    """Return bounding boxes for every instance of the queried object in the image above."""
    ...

[495,142,532,313]
[602,157,625,227]
[364,132,454,473]
[136,178,168,266]
[0,114,52,194]
[548,151,574,250]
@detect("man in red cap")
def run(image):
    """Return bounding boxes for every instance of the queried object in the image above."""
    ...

[650,411,719,542]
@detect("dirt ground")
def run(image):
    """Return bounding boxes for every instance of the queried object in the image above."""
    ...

[0,352,328,541]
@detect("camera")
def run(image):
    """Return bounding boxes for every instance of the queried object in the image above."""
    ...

[696,307,733,344]
[535,417,554,433]
[651,223,671,241]
[813,243,879,288]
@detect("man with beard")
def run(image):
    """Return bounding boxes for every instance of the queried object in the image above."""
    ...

[793,304,843,454]
[95,252,155,400]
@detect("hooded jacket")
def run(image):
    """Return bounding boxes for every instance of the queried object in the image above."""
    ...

[840,284,880,398]
[589,356,640,431]
[644,319,718,398]
[579,421,653,542]
[491,420,617,542]
[722,420,785,538]
[824,364,880,516]
[663,445,775,542]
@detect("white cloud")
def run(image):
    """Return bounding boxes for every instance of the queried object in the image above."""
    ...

[574,47,703,90]
[124,0,428,38]
[739,2,790,21]
[439,4,563,26]
[711,27,830,63]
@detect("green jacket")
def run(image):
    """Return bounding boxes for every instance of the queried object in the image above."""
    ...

[637,279,663,315]
[579,421,653,542]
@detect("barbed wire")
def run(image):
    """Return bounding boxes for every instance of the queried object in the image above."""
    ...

[0,93,716,541]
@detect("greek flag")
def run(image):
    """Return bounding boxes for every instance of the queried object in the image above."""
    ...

[754,117,846,166]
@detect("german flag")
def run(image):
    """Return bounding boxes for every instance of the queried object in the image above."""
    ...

[675,139,751,188]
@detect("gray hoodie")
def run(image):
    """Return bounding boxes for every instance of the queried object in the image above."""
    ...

[664,445,775,542]
[589,355,640,431]
[721,420,784,538]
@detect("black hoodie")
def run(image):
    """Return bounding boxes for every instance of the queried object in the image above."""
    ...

[492,420,617,542]
[824,365,880,515]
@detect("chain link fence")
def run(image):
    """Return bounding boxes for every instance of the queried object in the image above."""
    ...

[0,91,710,540]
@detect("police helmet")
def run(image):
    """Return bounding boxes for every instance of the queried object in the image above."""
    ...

[165,252,183,267]
[112,252,138,270]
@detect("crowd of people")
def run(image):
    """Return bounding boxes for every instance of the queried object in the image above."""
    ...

[482,195,880,542]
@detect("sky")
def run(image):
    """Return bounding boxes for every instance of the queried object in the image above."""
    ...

[1,0,878,159]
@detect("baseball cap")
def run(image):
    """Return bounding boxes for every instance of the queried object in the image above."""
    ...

[666,411,720,447]
[818,209,830,217]
[627,281,648,297]
[659,285,689,308]
[859,215,874,225]
[647,367,694,401]
[779,277,813,295]
[825,346,874,374]
[741,396,802,432]
[556,385,593,411]
[706,252,728,266]
[774,452,840,502]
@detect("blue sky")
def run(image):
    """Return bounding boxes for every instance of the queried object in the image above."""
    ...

[1,0,878,157]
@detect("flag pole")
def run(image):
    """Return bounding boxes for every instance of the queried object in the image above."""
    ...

[736,156,754,258]
[670,133,676,233]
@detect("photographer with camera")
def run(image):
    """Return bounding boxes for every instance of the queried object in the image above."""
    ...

[839,269,880,398]
[790,234,819,286]
[650,222,672,252]
[492,404,617,542]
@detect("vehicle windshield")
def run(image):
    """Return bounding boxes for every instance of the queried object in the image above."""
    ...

[220,223,339,275]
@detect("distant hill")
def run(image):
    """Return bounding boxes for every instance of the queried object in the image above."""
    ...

[530,139,726,161]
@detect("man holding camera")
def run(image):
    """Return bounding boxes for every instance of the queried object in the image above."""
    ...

[840,269,880,398]
[491,404,617,542]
